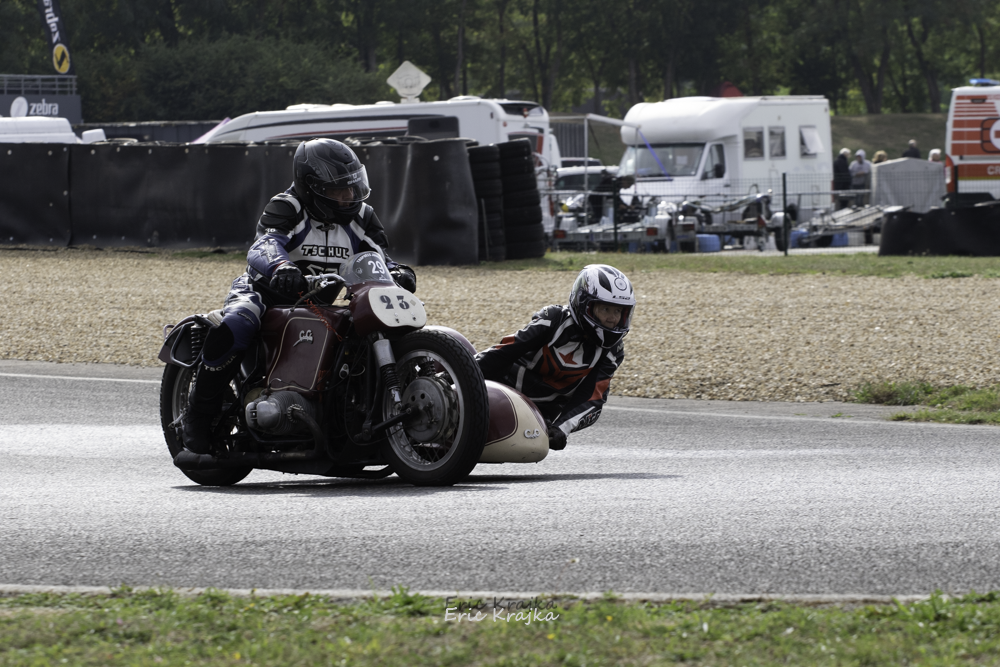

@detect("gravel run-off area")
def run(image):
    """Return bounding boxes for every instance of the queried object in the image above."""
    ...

[2,249,998,402]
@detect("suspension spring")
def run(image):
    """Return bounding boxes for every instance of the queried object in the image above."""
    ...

[380,363,401,397]
[189,324,207,356]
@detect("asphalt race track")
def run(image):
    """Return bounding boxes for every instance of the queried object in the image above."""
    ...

[2,359,999,597]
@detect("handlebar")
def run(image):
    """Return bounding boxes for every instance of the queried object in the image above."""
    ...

[293,273,347,308]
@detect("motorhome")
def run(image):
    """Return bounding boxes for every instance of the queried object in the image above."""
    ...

[195,96,562,168]
[617,96,833,223]
[944,81,1000,197]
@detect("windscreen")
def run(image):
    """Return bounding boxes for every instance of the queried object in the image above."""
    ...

[619,144,704,177]
[340,251,394,286]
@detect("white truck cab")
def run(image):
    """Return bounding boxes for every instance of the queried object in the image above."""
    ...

[0,116,80,143]
[618,95,832,222]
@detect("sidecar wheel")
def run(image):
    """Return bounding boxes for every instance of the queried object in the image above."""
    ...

[160,364,252,487]
[382,329,489,486]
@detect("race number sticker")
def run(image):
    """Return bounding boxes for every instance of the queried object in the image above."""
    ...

[367,286,426,328]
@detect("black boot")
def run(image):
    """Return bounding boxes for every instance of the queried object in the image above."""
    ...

[181,353,242,454]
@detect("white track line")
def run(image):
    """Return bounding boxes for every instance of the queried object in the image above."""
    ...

[0,584,933,605]
[0,372,159,384]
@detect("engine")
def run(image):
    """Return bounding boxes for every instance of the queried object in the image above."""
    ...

[245,391,318,435]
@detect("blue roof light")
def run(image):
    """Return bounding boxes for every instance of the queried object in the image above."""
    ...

[970,78,1000,86]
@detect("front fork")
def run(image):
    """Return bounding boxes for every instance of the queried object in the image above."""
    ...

[359,334,410,442]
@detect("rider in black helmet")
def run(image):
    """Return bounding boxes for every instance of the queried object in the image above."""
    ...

[179,138,416,454]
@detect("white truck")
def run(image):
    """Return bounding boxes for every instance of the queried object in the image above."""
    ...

[611,95,833,247]
[944,80,1000,198]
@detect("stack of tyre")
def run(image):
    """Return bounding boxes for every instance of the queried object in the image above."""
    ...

[498,139,546,259]
[467,144,505,262]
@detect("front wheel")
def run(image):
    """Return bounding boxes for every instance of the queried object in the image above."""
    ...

[160,364,252,487]
[381,329,489,486]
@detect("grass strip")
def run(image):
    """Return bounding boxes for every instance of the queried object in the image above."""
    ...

[12,247,1000,279]
[2,588,1000,665]
[853,381,1000,424]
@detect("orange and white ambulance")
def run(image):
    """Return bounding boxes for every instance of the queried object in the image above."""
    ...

[945,80,1000,196]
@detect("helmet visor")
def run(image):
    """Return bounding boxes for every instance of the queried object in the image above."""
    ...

[588,301,633,332]
[306,165,371,204]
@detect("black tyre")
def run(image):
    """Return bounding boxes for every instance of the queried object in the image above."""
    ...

[381,329,489,485]
[502,173,537,193]
[482,196,503,214]
[815,234,833,248]
[485,211,504,231]
[500,156,534,176]
[506,238,547,259]
[773,228,788,252]
[471,161,502,180]
[504,189,541,208]
[504,204,543,226]
[468,144,500,164]
[160,364,252,487]
[498,138,532,158]
[505,223,545,243]
[473,179,503,197]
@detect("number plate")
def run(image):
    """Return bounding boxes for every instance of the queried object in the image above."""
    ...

[367,287,427,328]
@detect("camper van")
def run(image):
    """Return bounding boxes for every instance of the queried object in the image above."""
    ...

[195,96,562,167]
[944,81,1000,197]
[618,96,833,223]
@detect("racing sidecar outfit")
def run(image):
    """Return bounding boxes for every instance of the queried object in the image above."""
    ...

[475,304,624,438]
[207,189,414,366]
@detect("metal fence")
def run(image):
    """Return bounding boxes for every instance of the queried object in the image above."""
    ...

[0,74,77,95]
[544,166,949,253]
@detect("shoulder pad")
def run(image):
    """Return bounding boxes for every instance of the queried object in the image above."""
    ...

[260,193,303,231]
[264,193,301,218]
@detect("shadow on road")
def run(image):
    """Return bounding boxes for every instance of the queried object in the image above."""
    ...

[173,471,677,497]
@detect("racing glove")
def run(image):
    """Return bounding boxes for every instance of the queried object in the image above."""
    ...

[390,265,417,294]
[547,424,567,451]
[269,263,307,299]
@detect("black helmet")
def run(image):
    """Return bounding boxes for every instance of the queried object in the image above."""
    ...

[568,264,635,348]
[292,139,371,225]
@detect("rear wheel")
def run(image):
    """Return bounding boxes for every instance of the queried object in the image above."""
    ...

[381,330,489,486]
[160,364,252,486]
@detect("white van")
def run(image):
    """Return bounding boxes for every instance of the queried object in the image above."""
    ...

[195,96,562,167]
[618,96,833,223]
[944,81,1000,197]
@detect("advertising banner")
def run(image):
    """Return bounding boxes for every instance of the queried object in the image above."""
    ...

[35,0,74,75]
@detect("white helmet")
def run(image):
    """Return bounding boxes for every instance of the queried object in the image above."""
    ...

[568,264,635,348]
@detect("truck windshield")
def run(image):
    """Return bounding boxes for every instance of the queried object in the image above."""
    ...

[619,144,704,177]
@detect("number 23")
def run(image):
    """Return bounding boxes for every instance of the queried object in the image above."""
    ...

[379,295,410,310]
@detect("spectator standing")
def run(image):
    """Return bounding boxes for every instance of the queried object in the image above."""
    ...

[833,147,851,209]
[902,139,920,158]
[928,149,942,162]
[872,150,888,164]
[849,149,872,206]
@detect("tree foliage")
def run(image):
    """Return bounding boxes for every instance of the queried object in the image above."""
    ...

[0,0,996,122]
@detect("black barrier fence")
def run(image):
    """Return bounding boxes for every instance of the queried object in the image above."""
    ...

[0,144,71,246]
[0,138,482,264]
[70,143,295,248]
[880,204,1000,256]
[355,139,478,266]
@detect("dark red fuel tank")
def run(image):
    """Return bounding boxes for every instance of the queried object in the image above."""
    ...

[260,306,351,395]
